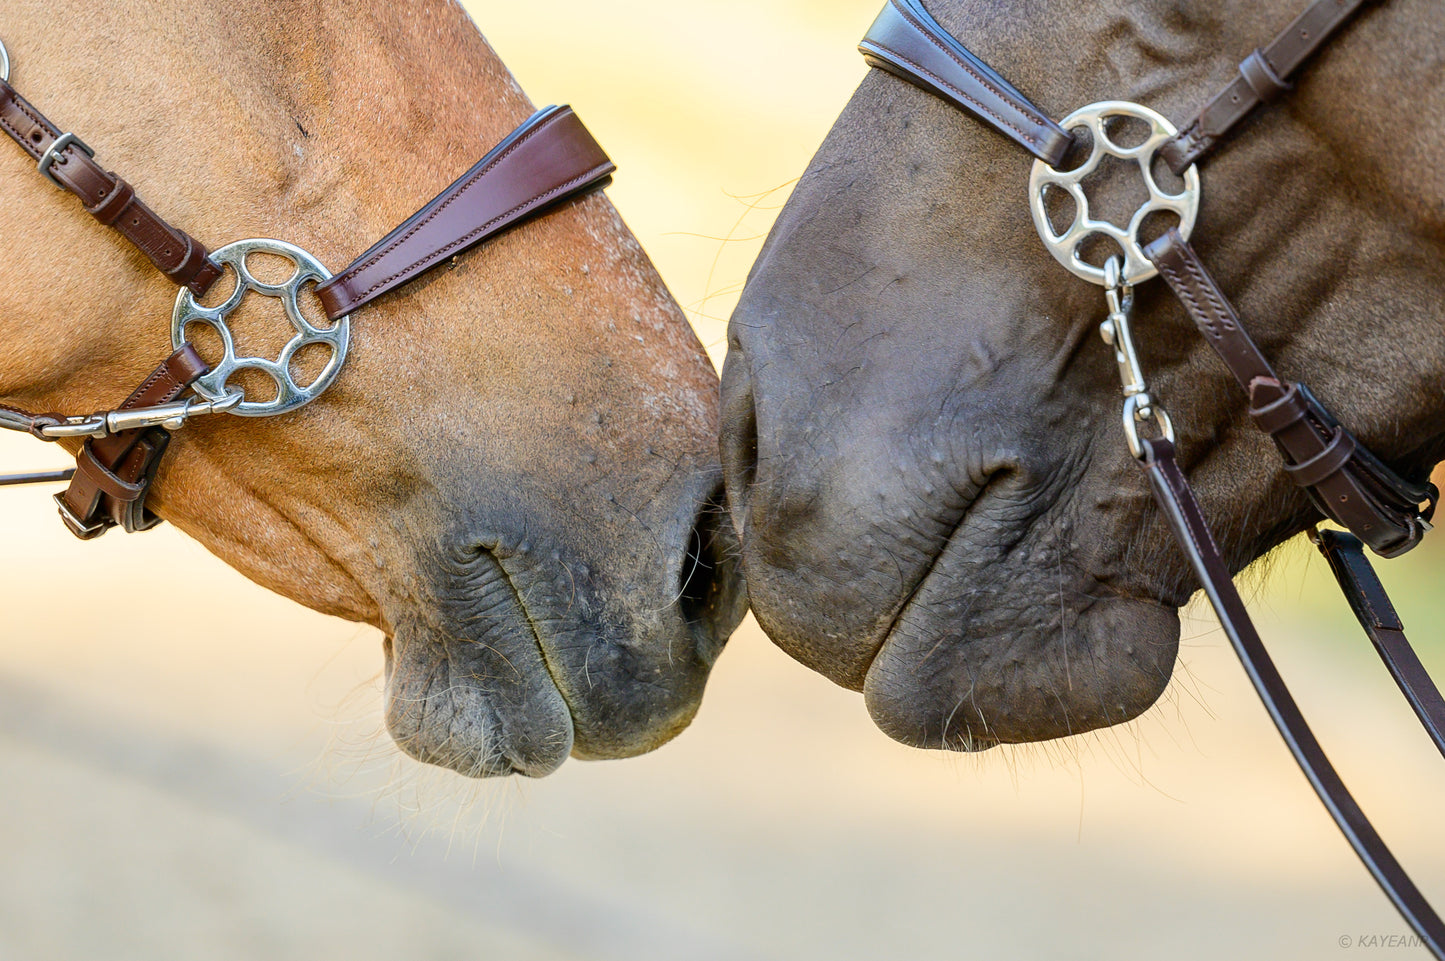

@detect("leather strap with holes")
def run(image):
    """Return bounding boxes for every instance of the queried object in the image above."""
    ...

[316,105,615,318]
[1159,0,1383,174]
[0,77,221,295]
[1144,228,1435,557]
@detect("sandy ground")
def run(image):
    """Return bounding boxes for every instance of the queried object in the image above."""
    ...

[3,1,1443,958]
[1,465,1442,960]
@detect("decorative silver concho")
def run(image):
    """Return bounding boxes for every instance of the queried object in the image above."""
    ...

[1028,101,1201,286]
[172,239,350,418]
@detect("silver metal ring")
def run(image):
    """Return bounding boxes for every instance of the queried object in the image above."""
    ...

[1029,101,1201,286]
[1122,392,1176,461]
[0,37,10,84]
[171,239,350,418]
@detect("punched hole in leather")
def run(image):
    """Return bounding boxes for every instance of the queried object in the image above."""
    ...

[1143,229,1430,558]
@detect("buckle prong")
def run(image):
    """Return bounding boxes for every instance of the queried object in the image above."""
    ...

[38,132,94,189]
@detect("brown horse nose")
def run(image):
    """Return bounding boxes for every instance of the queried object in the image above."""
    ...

[718,352,760,531]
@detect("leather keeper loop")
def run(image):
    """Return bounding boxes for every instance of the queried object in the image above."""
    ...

[175,242,222,295]
[1240,49,1292,104]
[74,444,147,502]
[1283,426,1357,487]
[1250,380,1310,435]
[85,177,136,225]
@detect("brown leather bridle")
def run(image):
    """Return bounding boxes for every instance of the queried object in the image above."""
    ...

[0,38,614,540]
[857,0,1444,952]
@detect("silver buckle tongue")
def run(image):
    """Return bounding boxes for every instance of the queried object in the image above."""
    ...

[171,239,350,418]
[1028,101,1201,286]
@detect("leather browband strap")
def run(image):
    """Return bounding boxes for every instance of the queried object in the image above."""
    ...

[1140,438,1445,957]
[317,105,615,319]
[1313,529,1445,760]
[1159,0,1381,174]
[1144,228,1436,558]
[0,77,222,295]
[858,0,1072,166]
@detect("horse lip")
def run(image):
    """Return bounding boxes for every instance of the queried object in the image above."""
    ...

[870,471,996,672]
[381,547,577,779]
[487,552,572,717]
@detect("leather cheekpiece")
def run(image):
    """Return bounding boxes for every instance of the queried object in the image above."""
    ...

[1144,228,1435,558]
[0,78,221,295]
[1160,0,1380,173]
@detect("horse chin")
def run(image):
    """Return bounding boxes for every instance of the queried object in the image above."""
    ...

[737,472,1182,752]
[379,500,745,778]
[382,597,576,780]
[861,582,1180,751]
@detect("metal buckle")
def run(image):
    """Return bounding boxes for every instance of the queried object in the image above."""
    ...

[1028,101,1201,286]
[172,239,350,418]
[0,37,10,83]
[38,132,95,189]
[53,492,108,540]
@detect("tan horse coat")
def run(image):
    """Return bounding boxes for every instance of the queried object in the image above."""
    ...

[0,0,745,776]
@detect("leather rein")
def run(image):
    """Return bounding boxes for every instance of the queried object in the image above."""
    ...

[0,38,614,539]
[858,0,1445,952]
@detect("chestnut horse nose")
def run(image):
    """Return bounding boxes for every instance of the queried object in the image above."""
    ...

[677,480,746,662]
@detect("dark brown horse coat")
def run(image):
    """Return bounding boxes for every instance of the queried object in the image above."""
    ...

[722,0,1444,750]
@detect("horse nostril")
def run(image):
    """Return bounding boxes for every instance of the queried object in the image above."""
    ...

[719,360,759,520]
[678,521,716,624]
[677,485,746,658]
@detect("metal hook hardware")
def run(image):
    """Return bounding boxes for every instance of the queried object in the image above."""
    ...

[1100,256,1149,403]
[1100,256,1175,460]
[0,36,10,83]
[1122,392,1176,461]
[38,392,242,440]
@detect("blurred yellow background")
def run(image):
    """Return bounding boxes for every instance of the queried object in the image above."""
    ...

[2,2,1442,959]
